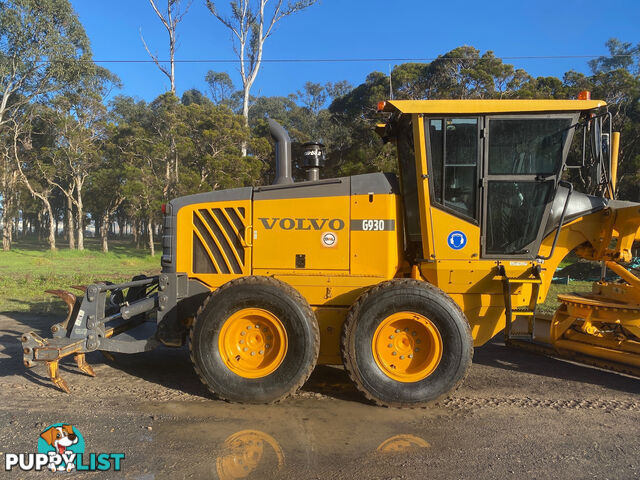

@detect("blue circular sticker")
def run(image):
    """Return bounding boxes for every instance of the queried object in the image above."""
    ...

[447,231,467,250]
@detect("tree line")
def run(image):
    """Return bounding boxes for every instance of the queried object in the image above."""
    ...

[1,0,638,255]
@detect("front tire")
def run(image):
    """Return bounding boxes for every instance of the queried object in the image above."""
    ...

[190,276,319,403]
[341,279,473,407]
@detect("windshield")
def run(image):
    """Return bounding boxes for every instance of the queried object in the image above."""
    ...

[488,117,576,175]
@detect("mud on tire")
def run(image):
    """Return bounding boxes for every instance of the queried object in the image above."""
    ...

[341,279,473,408]
[189,276,319,404]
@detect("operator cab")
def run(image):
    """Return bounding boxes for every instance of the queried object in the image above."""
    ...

[380,98,613,262]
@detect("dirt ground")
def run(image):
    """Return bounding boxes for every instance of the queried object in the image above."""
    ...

[1,312,639,479]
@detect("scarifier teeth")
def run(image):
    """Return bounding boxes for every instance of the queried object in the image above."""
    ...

[47,361,70,394]
[74,353,96,377]
[71,285,88,292]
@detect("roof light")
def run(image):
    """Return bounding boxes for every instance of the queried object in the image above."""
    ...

[577,90,591,100]
[377,101,386,112]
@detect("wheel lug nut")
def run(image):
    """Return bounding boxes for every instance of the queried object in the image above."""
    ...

[267,335,272,340]
[415,348,420,352]
[412,331,416,336]
[408,354,413,358]
[241,331,246,336]
[392,351,397,356]
[404,328,408,332]
[247,326,252,330]
[400,355,405,360]
[239,340,244,344]
[265,344,270,349]
[416,339,421,344]
[259,350,264,355]
[389,335,394,339]
[395,329,400,333]
[251,351,255,356]
[387,343,393,348]
[255,324,260,329]
[243,347,248,352]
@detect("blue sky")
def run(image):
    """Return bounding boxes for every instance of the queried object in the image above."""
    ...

[71,0,640,103]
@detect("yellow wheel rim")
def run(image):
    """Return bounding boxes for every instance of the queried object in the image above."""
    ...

[219,308,288,379]
[372,311,443,382]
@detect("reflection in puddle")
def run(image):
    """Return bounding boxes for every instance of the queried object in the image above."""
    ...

[376,434,431,453]
[216,430,284,480]
[214,427,430,479]
[142,398,448,478]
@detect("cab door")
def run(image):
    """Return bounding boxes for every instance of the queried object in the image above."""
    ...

[424,117,482,260]
[480,115,577,259]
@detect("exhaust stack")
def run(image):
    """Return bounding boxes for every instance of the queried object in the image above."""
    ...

[268,119,293,185]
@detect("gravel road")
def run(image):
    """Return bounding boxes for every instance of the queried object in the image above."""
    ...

[1,312,639,479]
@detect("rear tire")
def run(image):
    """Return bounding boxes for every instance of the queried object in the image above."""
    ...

[341,279,473,407]
[189,276,319,403]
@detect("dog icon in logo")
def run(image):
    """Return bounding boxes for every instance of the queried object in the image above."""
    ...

[39,424,79,472]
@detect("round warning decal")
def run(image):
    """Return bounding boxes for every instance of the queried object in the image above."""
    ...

[321,231,337,248]
[447,231,467,250]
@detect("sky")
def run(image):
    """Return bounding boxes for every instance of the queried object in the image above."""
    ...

[70,0,640,103]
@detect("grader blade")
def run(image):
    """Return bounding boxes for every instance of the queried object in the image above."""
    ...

[507,261,640,377]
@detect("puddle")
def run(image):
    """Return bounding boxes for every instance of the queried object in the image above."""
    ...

[138,397,446,479]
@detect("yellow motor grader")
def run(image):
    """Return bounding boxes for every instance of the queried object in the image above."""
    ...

[22,94,640,407]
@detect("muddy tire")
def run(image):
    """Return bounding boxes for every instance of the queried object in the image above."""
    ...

[189,276,319,404]
[341,279,473,408]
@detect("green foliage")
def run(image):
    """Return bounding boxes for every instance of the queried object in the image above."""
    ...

[0,0,93,114]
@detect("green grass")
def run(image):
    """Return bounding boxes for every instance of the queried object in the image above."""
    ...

[538,280,592,314]
[0,237,161,314]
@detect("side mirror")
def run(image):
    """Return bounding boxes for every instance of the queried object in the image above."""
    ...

[589,116,603,165]
[601,132,610,160]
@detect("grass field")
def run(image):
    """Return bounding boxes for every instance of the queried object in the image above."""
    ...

[0,237,160,314]
[0,237,593,317]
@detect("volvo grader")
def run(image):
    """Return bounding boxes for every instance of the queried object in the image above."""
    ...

[22,95,640,407]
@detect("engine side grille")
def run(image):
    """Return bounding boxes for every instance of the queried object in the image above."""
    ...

[192,207,246,275]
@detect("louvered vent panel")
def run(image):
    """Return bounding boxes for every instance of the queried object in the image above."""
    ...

[192,207,246,274]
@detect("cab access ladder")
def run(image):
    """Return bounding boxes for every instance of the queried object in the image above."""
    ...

[498,265,543,341]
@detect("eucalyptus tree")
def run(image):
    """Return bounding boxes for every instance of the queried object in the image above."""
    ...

[0,0,92,250]
[44,67,119,250]
[141,0,192,94]
[205,0,318,155]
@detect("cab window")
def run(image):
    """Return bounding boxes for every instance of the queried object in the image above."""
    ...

[488,118,573,175]
[427,118,479,220]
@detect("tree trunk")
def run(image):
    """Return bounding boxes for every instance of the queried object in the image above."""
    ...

[147,216,155,256]
[45,201,56,251]
[133,218,139,247]
[76,176,84,251]
[2,204,11,251]
[37,209,43,242]
[66,195,75,249]
[241,88,251,157]
[100,212,109,253]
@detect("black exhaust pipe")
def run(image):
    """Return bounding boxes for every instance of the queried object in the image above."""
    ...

[268,119,293,185]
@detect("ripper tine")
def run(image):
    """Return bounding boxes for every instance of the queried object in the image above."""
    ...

[74,353,96,377]
[71,285,88,292]
[47,360,70,393]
